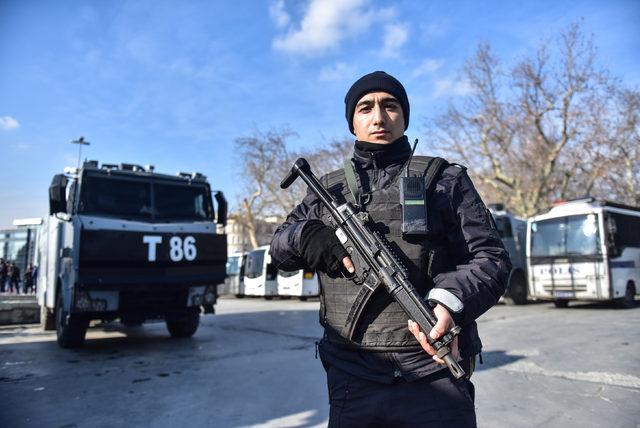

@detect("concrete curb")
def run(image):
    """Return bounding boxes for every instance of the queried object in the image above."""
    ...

[0,294,40,325]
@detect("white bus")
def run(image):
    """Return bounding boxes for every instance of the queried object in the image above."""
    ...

[277,269,319,300]
[224,252,247,298]
[243,245,278,299]
[526,198,640,308]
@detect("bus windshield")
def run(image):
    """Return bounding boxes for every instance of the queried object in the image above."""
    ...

[530,214,601,257]
[79,174,213,222]
[245,250,265,279]
[226,256,241,275]
[278,269,299,278]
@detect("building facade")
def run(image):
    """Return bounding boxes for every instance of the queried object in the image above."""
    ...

[225,215,281,255]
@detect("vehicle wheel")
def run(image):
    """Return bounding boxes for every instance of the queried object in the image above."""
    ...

[235,294,245,299]
[299,297,308,301]
[201,304,215,314]
[55,293,88,348]
[615,283,636,309]
[265,296,274,300]
[166,308,200,338]
[41,305,55,331]
[504,272,527,305]
[553,300,569,308]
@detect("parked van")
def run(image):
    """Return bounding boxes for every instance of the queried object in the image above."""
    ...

[527,198,639,308]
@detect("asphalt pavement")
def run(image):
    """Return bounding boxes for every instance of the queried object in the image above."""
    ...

[0,297,638,428]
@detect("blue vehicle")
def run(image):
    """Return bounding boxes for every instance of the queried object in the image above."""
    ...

[488,204,528,305]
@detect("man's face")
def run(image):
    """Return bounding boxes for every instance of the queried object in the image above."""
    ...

[352,91,405,144]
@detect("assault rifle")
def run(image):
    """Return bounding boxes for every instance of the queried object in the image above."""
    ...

[280,158,465,380]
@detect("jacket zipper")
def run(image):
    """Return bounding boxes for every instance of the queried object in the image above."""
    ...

[370,153,378,191]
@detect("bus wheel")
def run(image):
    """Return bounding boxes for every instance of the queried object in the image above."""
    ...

[166,308,200,338]
[504,272,527,305]
[553,300,569,308]
[55,293,89,348]
[615,283,636,309]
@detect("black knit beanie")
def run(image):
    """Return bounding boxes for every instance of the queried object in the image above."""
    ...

[344,71,410,134]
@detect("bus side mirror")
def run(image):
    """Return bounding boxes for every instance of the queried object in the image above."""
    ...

[214,191,227,226]
[49,174,68,215]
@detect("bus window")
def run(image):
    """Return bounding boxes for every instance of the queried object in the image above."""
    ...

[609,212,640,248]
[266,263,278,281]
[245,249,265,279]
[531,214,601,257]
[278,269,299,278]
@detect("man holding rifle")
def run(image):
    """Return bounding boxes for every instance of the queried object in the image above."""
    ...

[270,71,511,427]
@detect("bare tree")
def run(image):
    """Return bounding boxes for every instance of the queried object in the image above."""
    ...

[307,138,354,177]
[426,23,640,216]
[233,128,301,248]
[233,128,355,248]
[602,89,640,205]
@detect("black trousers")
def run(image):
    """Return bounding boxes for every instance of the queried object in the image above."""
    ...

[326,366,476,428]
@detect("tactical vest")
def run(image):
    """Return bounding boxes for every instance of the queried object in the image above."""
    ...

[317,156,451,351]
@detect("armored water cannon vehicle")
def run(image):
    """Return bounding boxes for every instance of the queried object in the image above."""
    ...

[37,160,228,347]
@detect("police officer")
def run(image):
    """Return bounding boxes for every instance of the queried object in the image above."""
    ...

[270,71,511,427]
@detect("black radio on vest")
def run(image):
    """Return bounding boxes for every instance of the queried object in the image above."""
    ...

[400,139,428,236]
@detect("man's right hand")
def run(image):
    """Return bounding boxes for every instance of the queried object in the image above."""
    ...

[300,221,355,274]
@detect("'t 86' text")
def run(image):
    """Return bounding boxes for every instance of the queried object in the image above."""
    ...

[142,235,197,262]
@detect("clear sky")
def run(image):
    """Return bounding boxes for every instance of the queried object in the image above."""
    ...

[1,0,638,228]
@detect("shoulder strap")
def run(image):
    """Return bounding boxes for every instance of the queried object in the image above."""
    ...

[409,155,449,195]
[343,158,361,206]
[423,156,448,196]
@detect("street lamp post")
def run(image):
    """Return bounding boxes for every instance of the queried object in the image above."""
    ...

[70,136,91,170]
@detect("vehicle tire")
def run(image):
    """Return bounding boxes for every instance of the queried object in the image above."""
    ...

[299,296,308,302]
[55,293,89,348]
[166,308,200,338]
[504,272,528,305]
[265,296,274,300]
[201,304,215,314]
[553,300,569,308]
[235,294,245,299]
[615,283,636,309]
[41,304,55,331]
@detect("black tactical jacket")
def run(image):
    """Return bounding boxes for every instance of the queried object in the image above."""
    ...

[270,136,511,382]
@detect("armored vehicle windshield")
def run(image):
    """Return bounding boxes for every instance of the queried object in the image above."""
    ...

[78,173,214,222]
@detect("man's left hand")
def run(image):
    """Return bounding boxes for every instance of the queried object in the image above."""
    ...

[407,304,459,365]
